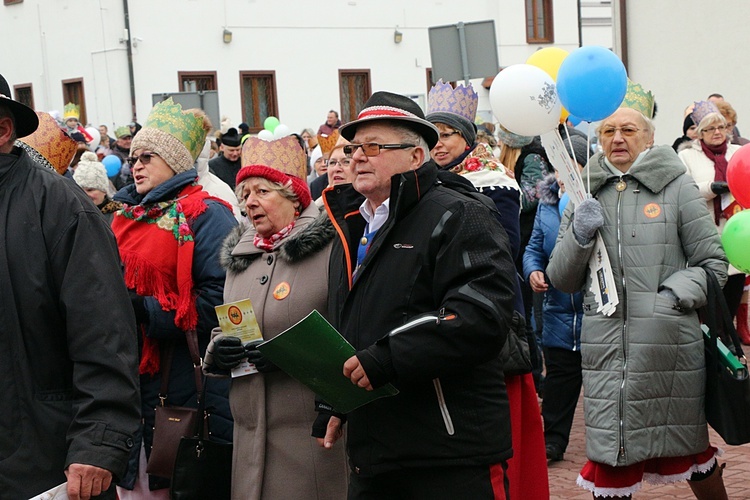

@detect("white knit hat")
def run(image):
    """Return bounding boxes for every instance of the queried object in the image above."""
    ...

[73,152,110,193]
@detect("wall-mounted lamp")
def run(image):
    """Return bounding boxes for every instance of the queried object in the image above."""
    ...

[394,29,403,44]
[223,29,233,44]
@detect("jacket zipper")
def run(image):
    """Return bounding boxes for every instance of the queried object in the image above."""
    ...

[433,378,455,435]
[616,181,628,463]
[571,294,578,351]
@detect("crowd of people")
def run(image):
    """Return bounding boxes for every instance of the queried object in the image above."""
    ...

[1,65,744,500]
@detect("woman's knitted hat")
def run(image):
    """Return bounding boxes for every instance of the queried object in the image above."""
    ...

[497,124,534,149]
[73,151,110,193]
[236,135,312,209]
[130,98,208,174]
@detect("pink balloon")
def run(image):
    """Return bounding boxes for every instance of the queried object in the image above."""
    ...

[727,143,750,208]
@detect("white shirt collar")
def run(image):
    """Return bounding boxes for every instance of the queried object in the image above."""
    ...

[359,198,390,234]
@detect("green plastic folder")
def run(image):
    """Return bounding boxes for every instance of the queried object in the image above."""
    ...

[256,310,399,413]
[702,324,748,380]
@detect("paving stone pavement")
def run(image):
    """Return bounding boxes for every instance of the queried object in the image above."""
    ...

[545,393,750,499]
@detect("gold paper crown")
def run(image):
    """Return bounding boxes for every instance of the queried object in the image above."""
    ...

[142,98,206,161]
[427,79,479,122]
[241,135,307,180]
[19,111,77,174]
[619,80,655,119]
[317,129,340,155]
[63,102,80,121]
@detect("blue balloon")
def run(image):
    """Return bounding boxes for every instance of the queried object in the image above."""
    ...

[102,155,122,178]
[567,115,582,127]
[556,46,628,122]
[559,191,570,218]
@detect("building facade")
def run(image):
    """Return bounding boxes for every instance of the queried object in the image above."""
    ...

[1,0,589,136]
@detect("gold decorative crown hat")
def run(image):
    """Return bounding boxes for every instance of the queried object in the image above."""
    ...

[240,135,307,181]
[237,135,311,208]
[317,129,340,155]
[63,102,80,121]
[619,80,655,119]
[427,79,479,122]
[129,98,208,174]
[18,111,77,174]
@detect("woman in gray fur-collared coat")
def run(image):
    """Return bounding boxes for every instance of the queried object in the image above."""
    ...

[203,140,348,500]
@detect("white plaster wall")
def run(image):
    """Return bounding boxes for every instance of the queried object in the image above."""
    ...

[622,0,750,147]
[1,0,580,135]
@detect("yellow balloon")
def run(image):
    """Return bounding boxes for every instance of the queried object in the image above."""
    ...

[526,47,569,81]
[560,106,570,123]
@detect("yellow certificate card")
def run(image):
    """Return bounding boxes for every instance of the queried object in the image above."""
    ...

[215,299,263,344]
[215,299,263,377]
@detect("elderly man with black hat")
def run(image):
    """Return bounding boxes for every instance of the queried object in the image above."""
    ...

[318,91,517,499]
[209,127,242,189]
[0,74,140,499]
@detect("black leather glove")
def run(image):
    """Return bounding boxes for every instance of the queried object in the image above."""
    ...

[128,289,149,324]
[212,336,247,370]
[245,340,278,373]
[311,399,347,438]
[711,181,730,195]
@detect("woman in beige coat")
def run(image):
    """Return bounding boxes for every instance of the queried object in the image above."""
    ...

[203,135,347,500]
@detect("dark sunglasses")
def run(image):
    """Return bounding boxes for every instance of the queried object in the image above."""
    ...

[343,143,416,158]
[126,152,159,167]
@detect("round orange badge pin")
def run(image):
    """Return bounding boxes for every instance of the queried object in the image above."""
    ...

[644,203,661,218]
[273,282,291,300]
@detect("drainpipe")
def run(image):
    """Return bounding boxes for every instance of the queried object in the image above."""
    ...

[613,0,629,72]
[122,0,137,121]
[577,0,582,47]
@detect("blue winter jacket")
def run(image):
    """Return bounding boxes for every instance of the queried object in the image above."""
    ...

[522,176,583,351]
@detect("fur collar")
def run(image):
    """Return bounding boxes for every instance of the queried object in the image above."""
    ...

[538,174,560,206]
[220,207,335,274]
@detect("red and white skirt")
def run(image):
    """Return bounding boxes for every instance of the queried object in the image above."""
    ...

[576,446,719,498]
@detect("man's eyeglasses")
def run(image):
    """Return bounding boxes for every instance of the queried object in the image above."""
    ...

[343,143,416,158]
[327,158,352,168]
[126,152,160,167]
[600,126,640,138]
[702,125,728,134]
[439,131,460,141]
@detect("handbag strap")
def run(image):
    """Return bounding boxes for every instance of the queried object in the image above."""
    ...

[157,329,204,406]
[192,375,210,439]
[704,268,746,359]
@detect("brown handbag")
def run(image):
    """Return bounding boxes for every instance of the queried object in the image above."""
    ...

[146,331,204,479]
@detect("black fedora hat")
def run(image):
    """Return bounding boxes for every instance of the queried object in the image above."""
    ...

[0,73,39,139]
[339,91,439,149]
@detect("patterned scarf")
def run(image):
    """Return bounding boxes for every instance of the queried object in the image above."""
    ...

[448,142,509,176]
[700,139,729,224]
[253,220,296,252]
[112,183,229,375]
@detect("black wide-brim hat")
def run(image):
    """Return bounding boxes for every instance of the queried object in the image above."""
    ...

[339,91,440,149]
[0,73,39,138]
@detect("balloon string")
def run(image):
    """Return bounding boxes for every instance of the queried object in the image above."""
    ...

[562,123,590,173]
[585,121,592,195]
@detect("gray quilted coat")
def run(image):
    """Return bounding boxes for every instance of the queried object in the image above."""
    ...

[547,146,727,466]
